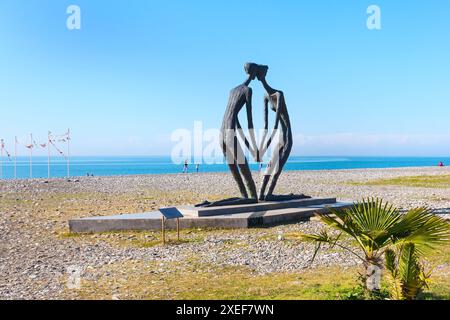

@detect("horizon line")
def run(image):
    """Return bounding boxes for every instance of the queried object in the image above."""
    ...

[6,154,450,158]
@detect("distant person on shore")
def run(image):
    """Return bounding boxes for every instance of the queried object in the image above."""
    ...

[183,159,189,173]
[196,163,199,173]
[438,161,445,167]
[265,161,272,174]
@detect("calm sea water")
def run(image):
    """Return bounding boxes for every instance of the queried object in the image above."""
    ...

[0,156,449,180]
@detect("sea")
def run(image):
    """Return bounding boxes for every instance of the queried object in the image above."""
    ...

[0,156,449,180]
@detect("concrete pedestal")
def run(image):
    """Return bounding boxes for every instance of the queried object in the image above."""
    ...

[68,198,353,233]
[69,198,352,233]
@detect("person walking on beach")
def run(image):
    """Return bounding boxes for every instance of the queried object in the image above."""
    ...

[183,159,189,173]
[196,163,199,173]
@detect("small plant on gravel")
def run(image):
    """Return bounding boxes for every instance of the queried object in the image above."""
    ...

[301,198,450,298]
[384,242,431,300]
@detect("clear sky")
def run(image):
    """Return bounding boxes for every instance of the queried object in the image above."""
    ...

[0,0,449,156]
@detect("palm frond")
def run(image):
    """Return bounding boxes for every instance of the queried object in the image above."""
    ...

[352,198,400,232]
[316,207,368,253]
[316,198,403,256]
[390,208,450,254]
[300,229,337,244]
[300,230,337,264]
[384,248,404,300]
[398,242,426,300]
[385,248,397,275]
[300,227,366,261]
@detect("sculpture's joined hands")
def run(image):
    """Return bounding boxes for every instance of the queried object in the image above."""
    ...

[197,63,309,207]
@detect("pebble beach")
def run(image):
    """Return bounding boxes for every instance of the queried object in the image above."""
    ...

[1,166,449,299]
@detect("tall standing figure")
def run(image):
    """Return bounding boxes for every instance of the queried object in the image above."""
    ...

[220,63,260,204]
[197,63,259,207]
[257,66,308,201]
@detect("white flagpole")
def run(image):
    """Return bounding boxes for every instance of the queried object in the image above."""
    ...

[29,133,33,179]
[67,128,70,178]
[47,132,51,179]
[14,136,17,179]
[0,139,3,180]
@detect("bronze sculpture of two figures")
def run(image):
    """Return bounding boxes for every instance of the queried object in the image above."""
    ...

[198,63,308,207]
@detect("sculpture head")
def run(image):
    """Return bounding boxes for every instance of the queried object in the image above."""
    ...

[244,63,269,81]
[256,64,268,81]
[244,62,258,80]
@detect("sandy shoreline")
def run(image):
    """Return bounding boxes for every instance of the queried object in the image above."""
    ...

[1,166,449,299]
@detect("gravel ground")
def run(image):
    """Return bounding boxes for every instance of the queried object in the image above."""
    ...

[0,166,449,299]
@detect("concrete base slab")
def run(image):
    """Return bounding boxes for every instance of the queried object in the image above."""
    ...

[179,197,337,217]
[68,199,354,233]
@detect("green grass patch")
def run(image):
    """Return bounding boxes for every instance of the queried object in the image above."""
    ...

[350,175,450,188]
[73,261,361,300]
[421,275,450,300]
[59,229,206,248]
[62,234,450,300]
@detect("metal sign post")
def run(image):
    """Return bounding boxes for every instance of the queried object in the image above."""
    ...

[161,216,166,245]
[158,207,183,245]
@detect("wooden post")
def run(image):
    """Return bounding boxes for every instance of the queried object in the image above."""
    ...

[177,218,180,241]
[161,216,165,245]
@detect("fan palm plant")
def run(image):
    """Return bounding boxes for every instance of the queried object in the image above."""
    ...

[385,242,431,300]
[301,198,449,293]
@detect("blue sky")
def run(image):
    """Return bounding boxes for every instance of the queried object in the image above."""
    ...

[0,0,449,156]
